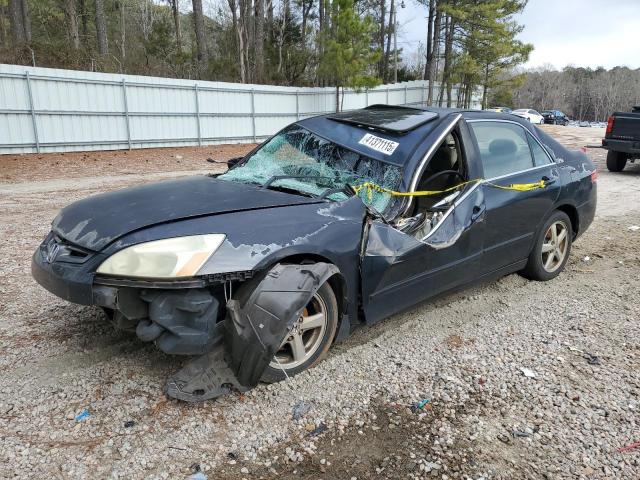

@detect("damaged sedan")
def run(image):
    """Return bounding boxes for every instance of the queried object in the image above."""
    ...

[32,105,597,401]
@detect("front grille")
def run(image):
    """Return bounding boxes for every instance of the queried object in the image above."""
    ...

[41,232,93,264]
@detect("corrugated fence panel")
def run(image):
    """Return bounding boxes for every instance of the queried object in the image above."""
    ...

[0,64,481,154]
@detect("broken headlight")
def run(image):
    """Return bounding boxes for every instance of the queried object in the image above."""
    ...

[96,234,225,278]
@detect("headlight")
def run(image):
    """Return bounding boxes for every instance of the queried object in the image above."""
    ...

[96,234,225,278]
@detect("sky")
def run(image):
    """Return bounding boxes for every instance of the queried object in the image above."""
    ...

[397,0,640,70]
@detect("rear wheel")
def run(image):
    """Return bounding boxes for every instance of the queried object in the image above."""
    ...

[521,211,572,281]
[606,150,627,172]
[261,282,338,383]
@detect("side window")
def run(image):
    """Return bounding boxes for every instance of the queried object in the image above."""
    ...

[468,122,534,178]
[527,133,552,166]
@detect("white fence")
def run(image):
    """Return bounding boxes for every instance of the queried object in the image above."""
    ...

[0,64,481,154]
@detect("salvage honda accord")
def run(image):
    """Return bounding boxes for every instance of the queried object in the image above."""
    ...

[32,105,597,401]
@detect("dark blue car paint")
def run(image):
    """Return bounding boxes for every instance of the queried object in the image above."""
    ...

[32,107,597,344]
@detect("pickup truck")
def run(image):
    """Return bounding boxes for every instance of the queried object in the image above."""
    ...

[603,106,640,172]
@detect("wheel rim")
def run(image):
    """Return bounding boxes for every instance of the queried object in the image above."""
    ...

[541,221,569,273]
[269,293,327,370]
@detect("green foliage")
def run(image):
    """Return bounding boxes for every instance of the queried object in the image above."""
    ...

[318,0,381,90]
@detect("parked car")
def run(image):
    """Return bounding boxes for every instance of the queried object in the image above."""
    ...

[486,106,512,114]
[512,109,545,124]
[32,105,597,402]
[542,110,570,126]
[602,106,640,172]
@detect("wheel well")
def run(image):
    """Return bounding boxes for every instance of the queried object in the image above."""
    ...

[269,253,348,318]
[556,204,579,238]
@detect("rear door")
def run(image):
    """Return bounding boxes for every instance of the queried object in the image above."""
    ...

[467,120,561,272]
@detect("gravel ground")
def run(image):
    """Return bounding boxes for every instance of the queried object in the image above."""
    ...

[0,126,639,479]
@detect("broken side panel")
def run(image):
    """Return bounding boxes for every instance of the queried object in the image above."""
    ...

[361,186,485,324]
[165,262,338,402]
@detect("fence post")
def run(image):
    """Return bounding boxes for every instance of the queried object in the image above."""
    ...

[365,88,369,107]
[421,82,425,106]
[250,89,256,142]
[404,85,408,105]
[121,79,132,150]
[25,71,40,153]
[295,90,300,120]
[386,87,389,105]
[194,84,202,146]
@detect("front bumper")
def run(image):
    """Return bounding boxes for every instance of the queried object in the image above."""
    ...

[31,247,97,305]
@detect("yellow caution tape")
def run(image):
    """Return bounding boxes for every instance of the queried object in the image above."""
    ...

[353,179,546,202]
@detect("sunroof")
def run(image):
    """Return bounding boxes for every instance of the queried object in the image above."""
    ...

[328,105,439,133]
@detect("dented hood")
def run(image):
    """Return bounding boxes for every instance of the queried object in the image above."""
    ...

[52,175,321,251]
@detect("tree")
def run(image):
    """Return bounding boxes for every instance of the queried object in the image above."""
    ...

[9,0,26,44]
[95,0,109,54]
[318,0,381,111]
[254,0,265,82]
[169,0,182,52]
[61,0,81,50]
[192,0,208,67]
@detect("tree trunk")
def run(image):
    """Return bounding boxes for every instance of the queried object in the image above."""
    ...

[95,0,109,55]
[0,3,6,45]
[427,8,441,105]
[79,0,89,43]
[481,64,489,109]
[423,0,434,80]
[120,0,126,62]
[62,0,80,50]
[20,0,30,42]
[9,0,26,44]
[266,0,274,41]
[301,0,312,47]
[192,0,208,67]
[227,0,245,82]
[378,0,385,78]
[254,0,264,83]
[383,0,394,83]
[170,0,182,52]
[445,17,454,107]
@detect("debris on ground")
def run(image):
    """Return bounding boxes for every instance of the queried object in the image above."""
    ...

[306,422,328,437]
[292,401,312,421]
[410,398,431,413]
[628,225,640,232]
[124,420,136,428]
[618,441,640,453]
[74,409,90,422]
[520,367,537,378]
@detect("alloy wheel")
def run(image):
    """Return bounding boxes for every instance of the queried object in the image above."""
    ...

[269,293,327,370]
[541,221,569,273]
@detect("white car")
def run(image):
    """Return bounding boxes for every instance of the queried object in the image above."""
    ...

[511,109,544,124]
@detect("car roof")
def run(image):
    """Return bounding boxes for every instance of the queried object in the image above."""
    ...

[296,105,449,166]
[295,105,537,167]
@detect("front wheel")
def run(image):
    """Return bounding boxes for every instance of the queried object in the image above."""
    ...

[521,211,572,281]
[606,150,627,172]
[261,282,338,383]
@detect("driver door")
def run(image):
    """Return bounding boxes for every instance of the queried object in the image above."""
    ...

[360,184,486,323]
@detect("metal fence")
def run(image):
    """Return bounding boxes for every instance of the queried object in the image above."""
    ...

[0,64,481,154]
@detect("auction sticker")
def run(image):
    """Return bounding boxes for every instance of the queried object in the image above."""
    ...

[358,133,399,155]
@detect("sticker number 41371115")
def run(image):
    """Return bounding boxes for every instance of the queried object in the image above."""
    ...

[358,133,399,156]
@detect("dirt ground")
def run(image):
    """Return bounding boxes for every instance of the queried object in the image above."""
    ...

[1,125,639,479]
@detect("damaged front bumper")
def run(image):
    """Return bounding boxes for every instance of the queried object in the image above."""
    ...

[32,239,337,402]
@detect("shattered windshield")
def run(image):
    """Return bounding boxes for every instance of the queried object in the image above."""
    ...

[218,125,402,212]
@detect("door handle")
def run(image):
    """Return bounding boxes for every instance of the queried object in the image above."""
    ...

[471,204,485,221]
[542,175,556,185]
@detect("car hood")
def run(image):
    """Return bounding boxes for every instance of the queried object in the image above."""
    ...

[52,175,322,251]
